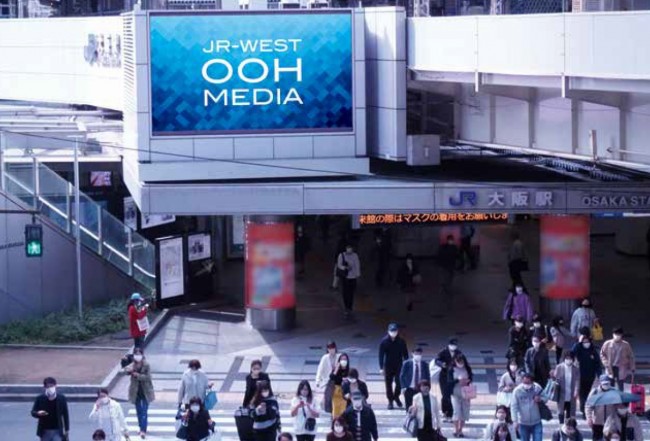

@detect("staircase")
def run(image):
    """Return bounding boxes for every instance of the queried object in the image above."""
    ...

[0,152,156,294]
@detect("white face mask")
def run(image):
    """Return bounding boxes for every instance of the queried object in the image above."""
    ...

[133,355,143,362]
[448,345,457,352]
[334,425,344,434]
[617,408,628,416]
[601,384,611,391]
[614,335,623,342]
[352,399,363,409]
[515,288,523,295]
[348,378,357,384]
[413,355,422,363]
[582,342,592,349]
[509,365,518,372]
[261,391,270,398]
[610,438,621,441]
[100,396,110,405]
[340,360,348,368]
[523,383,533,390]
[190,405,200,413]
[532,341,541,349]
[515,321,523,328]
[565,360,574,367]
[389,331,398,338]
[328,349,336,355]
[45,387,56,397]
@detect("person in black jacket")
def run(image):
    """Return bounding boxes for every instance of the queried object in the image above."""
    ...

[243,359,273,408]
[507,316,531,368]
[31,377,70,441]
[342,391,378,441]
[435,338,464,421]
[378,322,409,409]
[250,381,281,441]
[571,336,603,416]
[524,336,551,389]
[342,368,369,406]
[178,396,214,441]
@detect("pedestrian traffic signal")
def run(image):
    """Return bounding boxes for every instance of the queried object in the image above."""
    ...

[25,224,43,257]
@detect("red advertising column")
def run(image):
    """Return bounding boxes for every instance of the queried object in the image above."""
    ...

[244,217,296,330]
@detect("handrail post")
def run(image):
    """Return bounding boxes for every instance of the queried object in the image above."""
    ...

[97,205,103,255]
[0,131,5,191]
[66,182,72,234]
[127,228,134,277]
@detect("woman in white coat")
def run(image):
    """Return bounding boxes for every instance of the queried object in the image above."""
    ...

[408,380,442,441]
[177,359,211,408]
[89,388,130,441]
[315,341,339,414]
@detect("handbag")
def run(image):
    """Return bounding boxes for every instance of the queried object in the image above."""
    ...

[496,390,512,406]
[336,253,349,279]
[205,387,218,410]
[176,422,189,440]
[541,379,559,402]
[538,401,553,421]
[302,405,316,432]
[402,413,418,437]
[461,384,477,400]
[591,322,604,341]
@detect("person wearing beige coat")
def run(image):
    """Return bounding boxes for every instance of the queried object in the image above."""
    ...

[604,405,644,441]
[600,328,636,391]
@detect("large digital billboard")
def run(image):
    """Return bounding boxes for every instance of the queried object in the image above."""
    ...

[149,11,354,135]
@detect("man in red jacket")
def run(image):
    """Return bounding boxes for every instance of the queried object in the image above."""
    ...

[128,293,149,349]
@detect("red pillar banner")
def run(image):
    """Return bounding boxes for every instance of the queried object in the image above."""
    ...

[245,222,295,309]
[540,215,590,300]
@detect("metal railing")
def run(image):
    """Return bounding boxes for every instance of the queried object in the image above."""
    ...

[0,141,156,292]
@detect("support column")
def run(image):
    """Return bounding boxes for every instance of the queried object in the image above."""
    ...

[245,215,296,331]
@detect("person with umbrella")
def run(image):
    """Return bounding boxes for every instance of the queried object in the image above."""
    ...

[604,404,644,441]
[586,376,640,441]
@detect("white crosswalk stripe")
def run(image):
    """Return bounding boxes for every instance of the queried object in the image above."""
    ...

[124,406,650,441]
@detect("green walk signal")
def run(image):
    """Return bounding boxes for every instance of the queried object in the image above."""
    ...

[25,224,43,257]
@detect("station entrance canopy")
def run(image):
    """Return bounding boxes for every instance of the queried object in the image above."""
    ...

[133,179,650,216]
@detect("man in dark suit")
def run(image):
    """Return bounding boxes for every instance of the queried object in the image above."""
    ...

[378,322,409,410]
[343,391,378,441]
[31,377,70,441]
[434,338,465,421]
[400,347,431,411]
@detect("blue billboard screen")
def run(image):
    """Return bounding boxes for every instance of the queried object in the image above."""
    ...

[149,12,354,135]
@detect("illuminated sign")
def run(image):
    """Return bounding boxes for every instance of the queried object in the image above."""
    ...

[359,213,508,226]
[149,11,353,135]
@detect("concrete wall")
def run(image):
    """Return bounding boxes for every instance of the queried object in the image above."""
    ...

[0,191,142,325]
[0,17,123,111]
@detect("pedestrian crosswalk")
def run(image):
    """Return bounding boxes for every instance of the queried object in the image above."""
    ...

[125,405,650,441]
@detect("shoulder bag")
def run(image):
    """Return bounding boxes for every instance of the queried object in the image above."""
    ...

[336,253,349,279]
[461,383,477,400]
[538,401,553,421]
[402,413,418,437]
[205,385,218,410]
[302,404,316,432]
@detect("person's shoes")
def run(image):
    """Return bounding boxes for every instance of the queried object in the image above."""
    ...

[458,433,465,438]
[387,402,394,410]
[442,417,452,423]
[395,398,403,408]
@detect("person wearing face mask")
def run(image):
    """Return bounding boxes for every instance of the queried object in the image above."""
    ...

[524,336,551,389]
[570,298,598,339]
[89,388,130,441]
[438,234,459,298]
[507,315,531,368]
[484,406,516,441]
[491,422,514,441]
[551,417,584,441]
[31,377,70,441]
[434,338,463,422]
[337,243,361,319]
[497,359,523,413]
[529,314,549,345]
[586,375,618,441]
[342,391,378,441]
[550,316,572,365]
[409,380,442,441]
[250,381,281,441]
[125,347,155,439]
[330,353,351,418]
[604,405,643,441]
[554,353,581,425]
[326,416,353,441]
[291,380,320,441]
[244,360,274,408]
[342,369,369,407]
[378,323,409,410]
[600,327,636,392]
[400,347,431,411]
[178,359,212,409]
[316,341,339,414]
[511,373,545,441]
[571,336,603,417]
[397,253,421,311]
[503,285,533,324]
[179,396,214,441]
[127,293,149,350]
[449,353,474,438]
